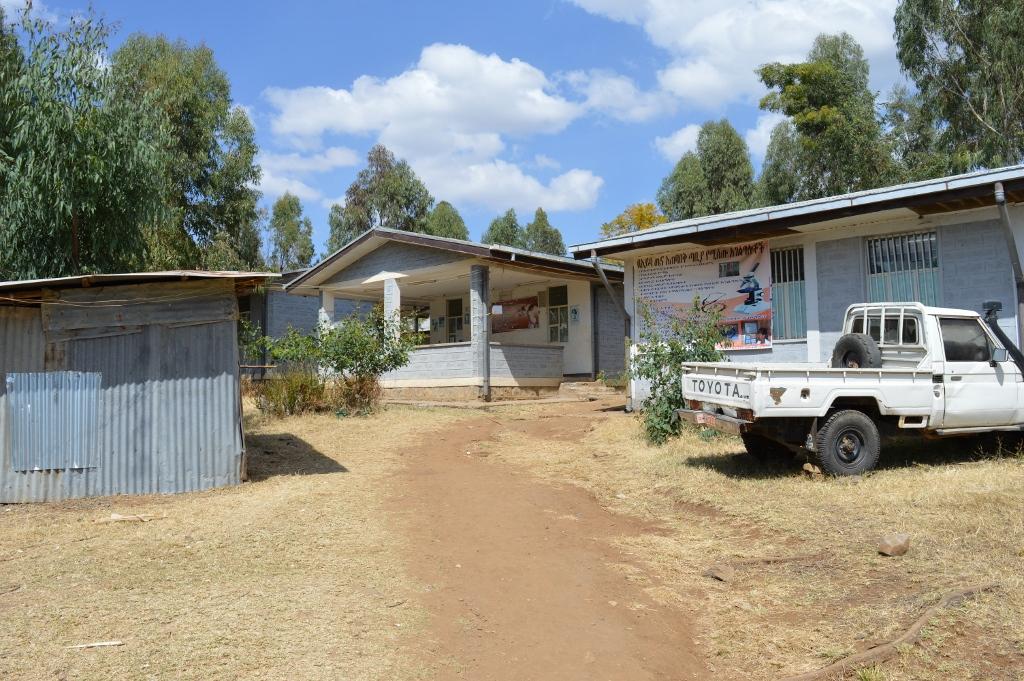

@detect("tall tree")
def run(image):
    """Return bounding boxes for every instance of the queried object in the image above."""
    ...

[755,121,802,206]
[112,34,263,270]
[425,200,469,240]
[657,120,755,220]
[883,85,958,182]
[895,0,1024,168]
[481,209,524,248]
[0,10,171,279]
[523,208,567,256]
[334,144,434,239]
[600,202,667,238]
[325,203,360,254]
[268,193,315,272]
[758,33,893,199]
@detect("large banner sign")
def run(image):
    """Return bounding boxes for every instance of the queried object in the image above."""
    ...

[491,296,541,334]
[635,241,772,350]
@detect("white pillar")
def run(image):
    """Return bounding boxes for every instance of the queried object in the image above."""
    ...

[383,277,401,323]
[319,289,336,330]
[470,264,490,401]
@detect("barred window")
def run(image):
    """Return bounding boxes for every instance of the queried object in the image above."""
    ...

[866,231,940,305]
[770,247,806,340]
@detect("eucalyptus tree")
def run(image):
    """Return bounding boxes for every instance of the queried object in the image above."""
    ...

[0,9,171,279]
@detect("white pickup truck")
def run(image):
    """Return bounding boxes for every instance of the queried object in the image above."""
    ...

[678,302,1024,475]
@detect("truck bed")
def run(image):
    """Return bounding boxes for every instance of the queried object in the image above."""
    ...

[681,361,936,419]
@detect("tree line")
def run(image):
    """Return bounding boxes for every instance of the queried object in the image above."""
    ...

[602,1,1024,237]
[0,8,570,281]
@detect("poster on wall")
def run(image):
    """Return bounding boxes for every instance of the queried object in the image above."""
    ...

[634,241,772,350]
[490,296,541,334]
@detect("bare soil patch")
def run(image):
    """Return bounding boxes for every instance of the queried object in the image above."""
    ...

[389,409,705,681]
[485,400,1024,680]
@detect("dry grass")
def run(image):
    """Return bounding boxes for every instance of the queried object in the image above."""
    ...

[490,406,1024,680]
[0,405,472,681]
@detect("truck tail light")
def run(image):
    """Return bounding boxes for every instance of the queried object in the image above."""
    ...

[736,408,754,422]
[688,399,702,410]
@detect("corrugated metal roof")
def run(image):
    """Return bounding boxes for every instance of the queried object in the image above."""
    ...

[570,164,1024,257]
[0,270,278,297]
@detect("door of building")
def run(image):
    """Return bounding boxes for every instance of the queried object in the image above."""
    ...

[446,298,464,343]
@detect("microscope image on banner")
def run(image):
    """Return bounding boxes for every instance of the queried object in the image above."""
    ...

[634,241,773,350]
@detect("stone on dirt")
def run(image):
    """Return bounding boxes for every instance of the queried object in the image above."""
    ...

[801,463,823,477]
[704,564,736,582]
[878,533,911,557]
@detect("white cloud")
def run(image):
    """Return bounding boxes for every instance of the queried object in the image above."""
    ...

[258,170,321,202]
[533,154,561,170]
[416,159,603,213]
[744,112,788,159]
[320,195,346,210]
[564,69,674,122]
[263,43,603,213]
[259,146,359,175]
[569,0,900,108]
[1,0,57,22]
[264,43,582,149]
[654,124,700,161]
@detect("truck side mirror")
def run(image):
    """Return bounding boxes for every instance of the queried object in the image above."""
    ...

[991,347,1009,365]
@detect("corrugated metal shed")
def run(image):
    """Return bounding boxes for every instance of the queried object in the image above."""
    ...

[0,274,272,502]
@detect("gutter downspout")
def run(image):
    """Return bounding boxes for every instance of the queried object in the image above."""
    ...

[591,253,633,409]
[994,182,1024,345]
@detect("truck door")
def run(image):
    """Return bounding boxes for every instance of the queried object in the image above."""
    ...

[938,317,1021,428]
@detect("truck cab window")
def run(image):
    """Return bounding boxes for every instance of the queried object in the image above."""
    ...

[939,318,991,362]
[902,317,919,344]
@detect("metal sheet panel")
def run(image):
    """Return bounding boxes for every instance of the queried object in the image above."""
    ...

[8,372,101,471]
[0,281,243,502]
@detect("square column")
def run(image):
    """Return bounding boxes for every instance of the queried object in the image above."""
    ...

[318,289,336,330]
[470,264,490,401]
[383,277,401,321]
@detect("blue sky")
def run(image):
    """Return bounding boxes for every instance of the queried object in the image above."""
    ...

[10,0,902,252]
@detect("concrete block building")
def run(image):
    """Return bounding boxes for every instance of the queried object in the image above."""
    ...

[569,166,1024,406]
[287,229,627,400]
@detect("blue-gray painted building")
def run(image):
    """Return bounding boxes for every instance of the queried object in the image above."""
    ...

[0,271,275,502]
[287,229,627,400]
[569,166,1024,406]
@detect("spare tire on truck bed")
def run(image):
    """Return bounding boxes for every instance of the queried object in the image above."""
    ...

[831,333,882,369]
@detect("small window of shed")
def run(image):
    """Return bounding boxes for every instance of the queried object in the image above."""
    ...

[7,372,101,471]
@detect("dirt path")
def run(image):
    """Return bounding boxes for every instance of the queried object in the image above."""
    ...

[389,401,706,681]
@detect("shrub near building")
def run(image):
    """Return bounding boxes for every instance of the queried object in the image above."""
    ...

[256,307,415,416]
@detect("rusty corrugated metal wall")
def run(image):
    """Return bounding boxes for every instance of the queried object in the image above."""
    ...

[0,279,243,502]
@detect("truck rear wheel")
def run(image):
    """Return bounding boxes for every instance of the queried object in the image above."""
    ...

[814,410,881,476]
[741,432,790,460]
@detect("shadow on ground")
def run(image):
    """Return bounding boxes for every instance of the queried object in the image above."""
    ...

[682,432,1024,480]
[245,433,349,482]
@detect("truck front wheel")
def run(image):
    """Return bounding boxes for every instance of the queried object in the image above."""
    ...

[814,410,881,476]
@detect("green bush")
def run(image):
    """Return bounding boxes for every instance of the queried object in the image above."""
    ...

[630,298,727,444]
[254,306,415,417]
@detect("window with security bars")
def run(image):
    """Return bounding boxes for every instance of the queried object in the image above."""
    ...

[866,231,940,305]
[770,247,806,340]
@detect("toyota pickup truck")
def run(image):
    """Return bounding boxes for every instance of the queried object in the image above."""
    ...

[678,301,1024,475]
